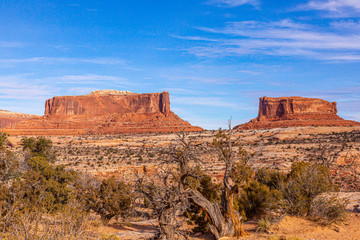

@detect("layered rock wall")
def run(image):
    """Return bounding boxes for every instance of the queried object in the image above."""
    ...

[235,96,360,130]
[257,96,339,121]
[4,90,202,135]
[45,91,170,117]
[0,110,39,129]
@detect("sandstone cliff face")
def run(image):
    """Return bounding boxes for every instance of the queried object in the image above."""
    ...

[0,110,39,129]
[234,96,360,130]
[45,91,170,117]
[5,90,202,135]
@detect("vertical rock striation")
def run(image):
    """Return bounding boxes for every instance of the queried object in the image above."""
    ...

[234,96,360,130]
[4,90,203,135]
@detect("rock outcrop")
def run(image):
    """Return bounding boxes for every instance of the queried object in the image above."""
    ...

[44,90,170,117]
[4,90,203,135]
[234,96,360,130]
[0,110,39,129]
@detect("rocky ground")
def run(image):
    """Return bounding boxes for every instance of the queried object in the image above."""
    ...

[6,126,360,239]
[8,126,360,181]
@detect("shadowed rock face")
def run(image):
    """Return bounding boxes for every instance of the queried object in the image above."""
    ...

[234,96,360,130]
[258,96,339,121]
[4,90,203,135]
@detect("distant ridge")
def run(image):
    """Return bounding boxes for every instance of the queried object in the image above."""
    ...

[0,110,39,129]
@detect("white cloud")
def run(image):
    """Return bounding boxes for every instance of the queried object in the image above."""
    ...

[0,57,126,65]
[298,0,360,17]
[180,19,360,61]
[238,70,261,75]
[206,0,259,8]
[0,41,26,48]
[171,96,238,108]
[68,87,102,95]
[42,74,132,87]
[342,112,360,121]
[51,74,128,82]
[171,35,219,42]
[0,75,57,100]
[302,0,360,11]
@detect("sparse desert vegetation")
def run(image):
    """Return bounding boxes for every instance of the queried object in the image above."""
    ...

[0,126,359,239]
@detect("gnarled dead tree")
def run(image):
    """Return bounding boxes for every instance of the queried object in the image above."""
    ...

[189,121,247,239]
[134,166,190,240]
[135,123,248,239]
[134,131,205,239]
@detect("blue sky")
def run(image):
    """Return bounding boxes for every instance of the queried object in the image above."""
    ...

[0,0,360,129]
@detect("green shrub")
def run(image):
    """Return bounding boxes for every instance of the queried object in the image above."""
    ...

[0,132,8,147]
[280,162,334,216]
[256,168,287,190]
[257,217,271,233]
[231,161,254,186]
[0,148,20,182]
[78,176,133,223]
[236,180,283,219]
[22,137,56,162]
[20,157,77,212]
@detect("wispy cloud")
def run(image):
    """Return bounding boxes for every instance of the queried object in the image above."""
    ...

[0,57,126,65]
[242,88,360,103]
[171,35,219,42]
[0,57,143,71]
[68,87,104,95]
[46,74,130,85]
[341,112,360,121]
[179,19,360,61]
[0,75,57,100]
[300,0,360,12]
[0,41,26,48]
[297,0,360,17]
[171,96,238,108]
[68,3,80,7]
[0,73,132,101]
[238,70,261,75]
[206,0,259,8]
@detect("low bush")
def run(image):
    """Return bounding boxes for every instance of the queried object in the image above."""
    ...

[280,161,335,216]
[309,194,347,225]
[78,176,133,223]
[257,217,271,233]
[236,180,283,219]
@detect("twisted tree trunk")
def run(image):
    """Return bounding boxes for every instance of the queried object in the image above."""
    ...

[190,189,246,239]
[189,122,248,239]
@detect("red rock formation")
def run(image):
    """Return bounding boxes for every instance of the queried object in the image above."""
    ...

[0,110,39,129]
[4,90,203,135]
[44,91,171,117]
[234,96,360,130]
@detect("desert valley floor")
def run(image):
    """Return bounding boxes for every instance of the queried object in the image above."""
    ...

[7,126,359,181]
[6,126,360,239]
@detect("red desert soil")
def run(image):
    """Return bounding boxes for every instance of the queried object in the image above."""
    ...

[86,212,360,240]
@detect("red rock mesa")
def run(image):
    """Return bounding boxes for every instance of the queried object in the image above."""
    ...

[234,96,360,130]
[3,90,203,135]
